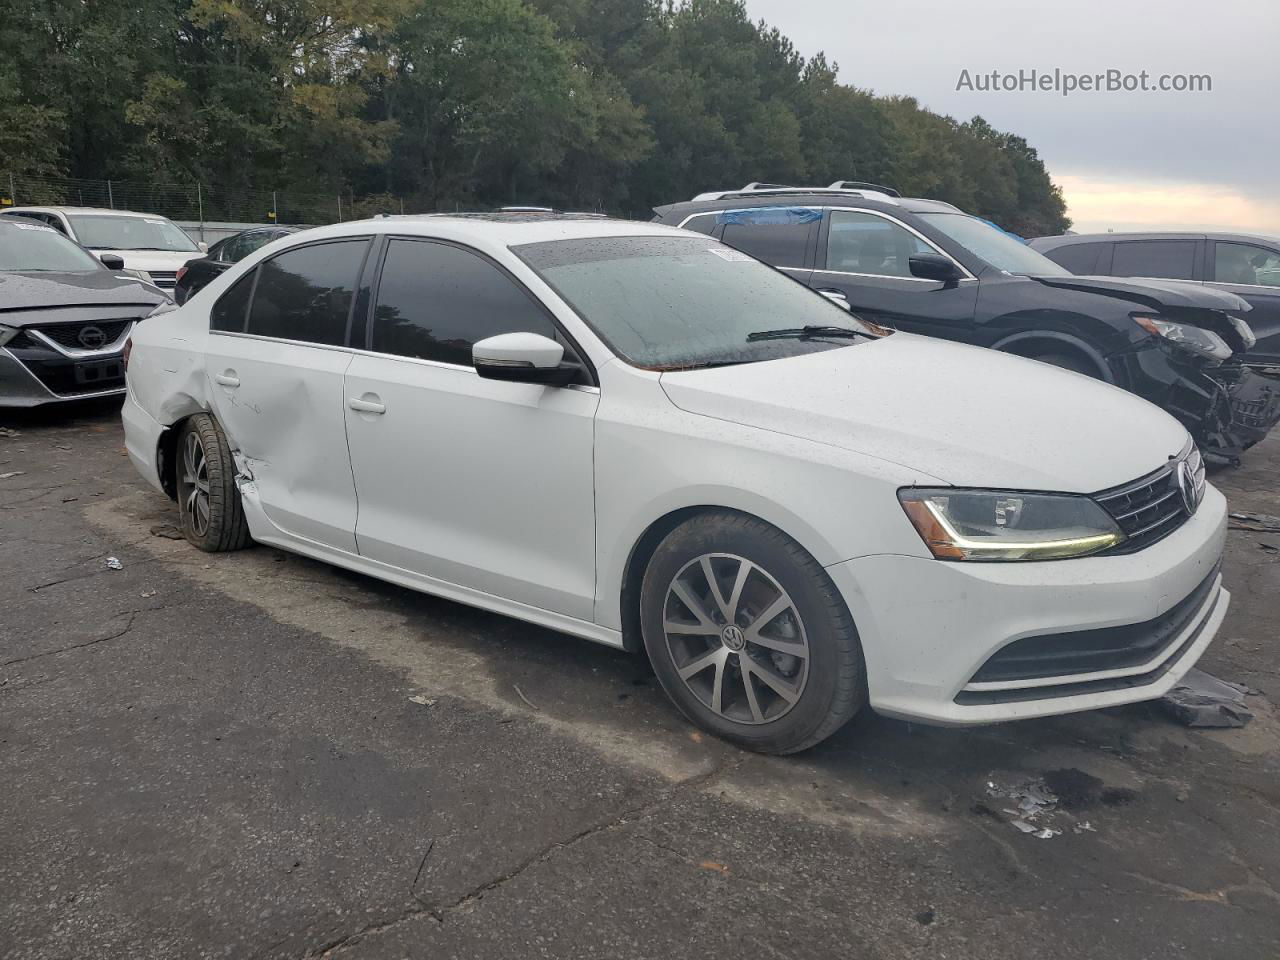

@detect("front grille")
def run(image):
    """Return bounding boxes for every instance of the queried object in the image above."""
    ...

[26,319,133,350]
[1093,446,1203,554]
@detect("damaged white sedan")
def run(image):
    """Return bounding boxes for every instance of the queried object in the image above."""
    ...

[121,214,1229,753]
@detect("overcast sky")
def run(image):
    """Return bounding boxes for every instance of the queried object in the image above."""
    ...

[744,0,1279,234]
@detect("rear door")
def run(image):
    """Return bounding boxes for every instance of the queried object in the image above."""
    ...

[1208,239,1280,366]
[342,236,598,620]
[204,237,372,552]
[1108,239,1203,281]
[809,208,979,339]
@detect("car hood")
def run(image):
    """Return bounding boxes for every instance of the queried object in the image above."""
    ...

[659,334,1189,492]
[100,250,204,273]
[0,269,167,315]
[1030,274,1250,313]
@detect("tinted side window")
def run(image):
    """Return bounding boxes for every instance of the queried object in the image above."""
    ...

[1046,241,1107,275]
[1111,240,1197,280]
[371,239,556,365]
[826,211,932,278]
[721,221,810,266]
[247,240,368,345]
[211,270,255,332]
[681,214,718,236]
[1214,242,1280,287]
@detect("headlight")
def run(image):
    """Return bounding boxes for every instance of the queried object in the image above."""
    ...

[0,324,18,348]
[1227,314,1257,350]
[899,489,1125,561]
[1133,313,1232,361]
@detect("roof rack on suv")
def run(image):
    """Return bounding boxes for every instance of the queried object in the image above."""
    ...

[689,182,901,205]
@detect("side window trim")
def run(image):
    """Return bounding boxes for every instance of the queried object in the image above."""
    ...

[815,206,974,281]
[362,234,598,386]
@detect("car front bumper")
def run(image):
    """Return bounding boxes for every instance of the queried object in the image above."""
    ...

[828,484,1229,725]
[0,347,126,407]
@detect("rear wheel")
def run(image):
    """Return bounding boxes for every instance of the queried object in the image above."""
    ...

[640,512,865,754]
[176,414,251,552]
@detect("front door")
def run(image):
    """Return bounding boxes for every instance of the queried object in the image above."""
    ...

[204,237,372,552]
[808,209,978,341]
[343,237,598,620]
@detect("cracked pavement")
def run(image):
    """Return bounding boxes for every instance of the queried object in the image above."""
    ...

[2,401,1279,959]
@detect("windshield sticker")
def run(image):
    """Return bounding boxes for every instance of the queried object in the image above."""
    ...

[144,219,167,225]
[12,223,52,231]
[707,247,754,262]
[715,207,821,226]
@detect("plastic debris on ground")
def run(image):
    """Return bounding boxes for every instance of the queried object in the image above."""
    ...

[408,695,437,706]
[985,776,1064,839]
[105,557,123,570]
[1229,511,1280,533]
[1161,667,1253,728]
[0,470,25,479]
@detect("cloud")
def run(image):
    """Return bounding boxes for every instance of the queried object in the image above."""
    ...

[1058,173,1280,235]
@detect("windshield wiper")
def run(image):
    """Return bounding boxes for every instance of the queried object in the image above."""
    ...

[746,325,866,342]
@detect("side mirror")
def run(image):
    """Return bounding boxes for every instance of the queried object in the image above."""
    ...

[98,253,126,271]
[908,253,964,283]
[817,289,852,311]
[473,332,577,386]
[198,241,209,253]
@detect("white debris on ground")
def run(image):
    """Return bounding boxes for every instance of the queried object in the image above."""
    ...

[986,777,1063,839]
[105,556,123,570]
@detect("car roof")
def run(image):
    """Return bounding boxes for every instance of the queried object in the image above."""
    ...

[279,213,690,247]
[654,192,962,220]
[5,205,177,219]
[1030,231,1280,247]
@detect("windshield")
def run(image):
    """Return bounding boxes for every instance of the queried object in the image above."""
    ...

[918,213,1069,277]
[512,236,884,369]
[67,214,198,252]
[0,222,105,272]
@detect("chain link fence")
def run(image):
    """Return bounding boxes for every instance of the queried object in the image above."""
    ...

[0,172,411,226]
[0,173,646,228]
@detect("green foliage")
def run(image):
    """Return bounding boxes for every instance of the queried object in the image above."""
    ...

[0,0,1069,232]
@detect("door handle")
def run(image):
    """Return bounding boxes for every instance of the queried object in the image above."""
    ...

[214,372,240,387]
[348,396,386,415]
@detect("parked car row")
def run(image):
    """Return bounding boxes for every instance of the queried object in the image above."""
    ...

[115,206,1234,753]
[651,184,1280,463]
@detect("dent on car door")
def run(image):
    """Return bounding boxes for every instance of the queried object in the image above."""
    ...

[1209,240,1280,366]
[342,237,599,621]
[204,238,371,552]
[810,210,978,339]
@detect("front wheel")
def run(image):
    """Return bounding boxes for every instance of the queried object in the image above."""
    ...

[176,414,252,552]
[640,512,865,754]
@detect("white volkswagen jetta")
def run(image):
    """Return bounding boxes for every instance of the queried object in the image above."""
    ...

[121,215,1229,753]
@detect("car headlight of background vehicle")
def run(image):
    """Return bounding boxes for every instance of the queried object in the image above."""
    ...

[898,489,1125,561]
[1132,313,1232,361]
[1226,314,1257,350]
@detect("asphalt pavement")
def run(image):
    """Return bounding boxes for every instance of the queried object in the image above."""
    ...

[2,401,1278,959]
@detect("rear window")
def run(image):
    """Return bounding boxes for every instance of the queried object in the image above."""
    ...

[718,208,817,266]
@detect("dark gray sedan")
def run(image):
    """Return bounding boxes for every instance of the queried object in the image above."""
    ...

[0,219,167,407]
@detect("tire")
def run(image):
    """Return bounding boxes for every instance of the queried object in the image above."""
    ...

[175,414,252,552]
[1032,351,1097,378]
[639,511,865,754]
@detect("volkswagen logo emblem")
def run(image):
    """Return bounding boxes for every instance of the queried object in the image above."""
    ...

[78,325,107,349]
[720,624,747,651]
[1175,460,1198,514]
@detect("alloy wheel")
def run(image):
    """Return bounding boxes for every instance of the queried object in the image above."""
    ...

[662,553,810,724]
[180,431,211,537]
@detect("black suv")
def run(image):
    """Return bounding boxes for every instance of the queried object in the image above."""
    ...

[653,184,1280,460]
[1027,231,1280,372]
